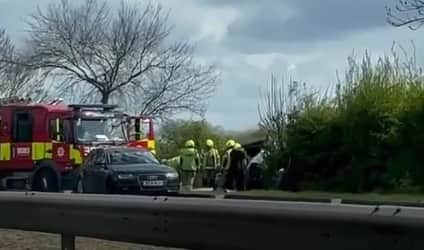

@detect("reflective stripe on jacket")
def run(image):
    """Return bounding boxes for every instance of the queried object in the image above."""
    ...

[204,148,220,170]
[221,148,232,170]
[179,147,200,171]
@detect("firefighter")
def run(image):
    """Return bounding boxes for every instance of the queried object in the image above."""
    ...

[179,140,200,192]
[148,146,156,156]
[202,139,220,189]
[225,142,248,191]
[219,139,235,191]
[236,143,250,166]
[221,139,235,170]
[236,143,249,189]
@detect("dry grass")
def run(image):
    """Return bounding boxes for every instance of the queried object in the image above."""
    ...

[0,229,184,250]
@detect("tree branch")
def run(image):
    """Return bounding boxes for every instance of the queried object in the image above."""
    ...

[21,0,218,116]
[387,0,424,29]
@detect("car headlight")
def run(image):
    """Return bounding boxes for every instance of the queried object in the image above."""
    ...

[117,173,135,179]
[166,172,179,179]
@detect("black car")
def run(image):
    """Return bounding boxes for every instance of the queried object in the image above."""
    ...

[75,146,180,195]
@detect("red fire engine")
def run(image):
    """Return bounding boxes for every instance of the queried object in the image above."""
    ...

[125,114,155,153]
[0,101,131,192]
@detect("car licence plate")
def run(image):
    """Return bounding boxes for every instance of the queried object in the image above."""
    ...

[142,180,164,186]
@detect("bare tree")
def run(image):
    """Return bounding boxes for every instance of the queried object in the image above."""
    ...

[0,29,13,74]
[0,29,49,103]
[24,0,218,118]
[116,49,217,118]
[258,76,287,137]
[59,82,98,104]
[0,64,49,103]
[258,75,314,160]
[386,0,424,29]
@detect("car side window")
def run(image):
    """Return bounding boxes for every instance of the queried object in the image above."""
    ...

[84,151,96,167]
[93,149,106,168]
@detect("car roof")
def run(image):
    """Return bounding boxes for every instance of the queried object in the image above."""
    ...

[103,146,148,153]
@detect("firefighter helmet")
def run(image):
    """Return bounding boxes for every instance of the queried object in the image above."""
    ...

[225,139,235,148]
[185,140,195,148]
[206,139,214,147]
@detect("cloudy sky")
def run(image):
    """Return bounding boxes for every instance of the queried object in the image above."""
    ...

[0,0,423,130]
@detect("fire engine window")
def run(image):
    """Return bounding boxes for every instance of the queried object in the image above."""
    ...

[13,112,33,142]
[63,119,72,143]
[49,119,64,142]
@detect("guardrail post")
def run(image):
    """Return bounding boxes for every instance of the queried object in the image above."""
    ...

[61,234,75,250]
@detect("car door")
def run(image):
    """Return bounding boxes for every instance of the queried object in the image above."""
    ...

[81,151,96,193]
[90,149,110,193]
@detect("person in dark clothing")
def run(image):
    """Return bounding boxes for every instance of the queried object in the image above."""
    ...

[219,140,235,191]
[224,143,248,191]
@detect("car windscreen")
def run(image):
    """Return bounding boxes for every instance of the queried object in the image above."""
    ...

[108,149,159,165]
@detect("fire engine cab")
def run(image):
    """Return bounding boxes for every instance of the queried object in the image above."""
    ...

[0,101,127,192]
[126,115,155,153]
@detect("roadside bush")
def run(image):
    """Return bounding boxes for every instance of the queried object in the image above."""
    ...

[260,47,424,192]
[156,119,226,160]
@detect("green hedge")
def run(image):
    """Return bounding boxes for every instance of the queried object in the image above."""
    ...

[261,51,424,192]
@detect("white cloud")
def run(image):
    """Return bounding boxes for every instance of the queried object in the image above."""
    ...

[195,7,240,43]
[245,53,279,70]
[287,63,296,72]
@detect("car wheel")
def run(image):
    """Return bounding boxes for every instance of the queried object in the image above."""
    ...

[32,168,59,192]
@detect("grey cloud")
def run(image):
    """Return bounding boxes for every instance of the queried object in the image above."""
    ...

[1,0,413,131]
[198,0,257,7]
[0,0,100,43]
[205,59,271,124]
[0,0,51,41]
[222,35,321,54]
[206,94,260,129]
[220,0,390,53]
[0,0,194,42]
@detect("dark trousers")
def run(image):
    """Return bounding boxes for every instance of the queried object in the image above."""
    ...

[246,164,264,190]
[224,167,244,191]
[203,169,216,188]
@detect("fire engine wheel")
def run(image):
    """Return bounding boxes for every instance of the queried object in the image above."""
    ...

[32,168,59,192]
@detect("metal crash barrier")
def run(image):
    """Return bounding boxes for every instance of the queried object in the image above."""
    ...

[0,192,424,250]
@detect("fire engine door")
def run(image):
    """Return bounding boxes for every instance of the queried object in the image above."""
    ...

[11,111,34,167]
[129,118,143,140]
[49,118,69,167]
[132,117,152,140]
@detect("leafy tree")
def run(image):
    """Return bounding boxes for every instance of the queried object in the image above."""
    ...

[157,119,226,159]
[259,47,424,192]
